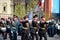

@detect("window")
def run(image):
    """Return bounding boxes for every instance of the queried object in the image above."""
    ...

[3,3,7,12]
[13,3,16,10]
[3,6,6,11]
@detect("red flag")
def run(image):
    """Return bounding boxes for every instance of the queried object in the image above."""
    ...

[38,0,41,6]
[38,0,45,11]
[34,0,45,12]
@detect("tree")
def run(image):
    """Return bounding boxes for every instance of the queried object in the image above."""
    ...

[13,0,38,18]
[13,3,26,18]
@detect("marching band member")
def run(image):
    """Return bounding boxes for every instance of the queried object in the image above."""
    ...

[39,16,47,40]
[21,16,30,40]
[56,19,60,37]
[31,15,39,40]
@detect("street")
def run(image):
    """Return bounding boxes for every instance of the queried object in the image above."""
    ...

[0,34,60,40]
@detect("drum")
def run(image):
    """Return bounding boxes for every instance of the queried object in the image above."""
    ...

[1,27,6,32]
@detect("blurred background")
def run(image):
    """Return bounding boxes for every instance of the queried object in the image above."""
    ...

[0,0,60,20]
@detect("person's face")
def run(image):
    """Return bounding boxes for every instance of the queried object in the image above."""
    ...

[25,18,28,21]
[14,17,18,21]
[7,19,10,22]
[41,18,46,23]
[42,18,45,21]
[34,17,38,20]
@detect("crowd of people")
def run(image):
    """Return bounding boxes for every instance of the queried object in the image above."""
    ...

[0,15,60,40]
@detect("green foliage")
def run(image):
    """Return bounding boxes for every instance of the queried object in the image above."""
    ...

[13,0,38,18]
[26,0,37,12]
[13,3,26,18]
[42,13,49,21]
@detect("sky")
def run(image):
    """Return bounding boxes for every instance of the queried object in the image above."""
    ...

[52,0,59,13]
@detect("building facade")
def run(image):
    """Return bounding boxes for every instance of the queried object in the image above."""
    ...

[0,0,13,18]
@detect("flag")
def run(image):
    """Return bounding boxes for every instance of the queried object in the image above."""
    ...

[40,0,45,11]
[34,0,45,12]
[38,0,41,6]
[27,12,31,20]
[34,0,41,12]
[34,4,40,12]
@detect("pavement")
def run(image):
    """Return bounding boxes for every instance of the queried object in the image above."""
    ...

[0,34,60,40]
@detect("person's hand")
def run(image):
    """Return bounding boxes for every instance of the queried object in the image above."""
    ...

[23,27,29,30]
[44,24,46,27]
[33,27,37,29]
[41,28,45,30]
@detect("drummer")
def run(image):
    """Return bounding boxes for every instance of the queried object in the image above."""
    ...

[21,16,30,40]
[31,15,39,40]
